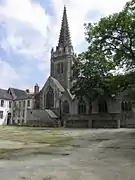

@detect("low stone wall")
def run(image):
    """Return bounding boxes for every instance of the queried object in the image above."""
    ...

[63,114,90,128]
[65,120,89,128]
[90,113,121,128]
[26,120,52,127]
[91,120,118,128]
[26,109,58,127]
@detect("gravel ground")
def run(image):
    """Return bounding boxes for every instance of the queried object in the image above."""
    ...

[0,128,135,180]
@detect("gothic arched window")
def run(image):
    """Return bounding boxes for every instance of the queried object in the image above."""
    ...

[121,101,132,111]
[46,87,54,109]
[57,63,60,74]
[61,63,63,73]
[62,100,69,114]
[57,63,63,74]
[98,99,108,113]
[78,98,86,114]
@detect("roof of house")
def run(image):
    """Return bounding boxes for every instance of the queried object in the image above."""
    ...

[0,89,12,100]
[9,88,34,100]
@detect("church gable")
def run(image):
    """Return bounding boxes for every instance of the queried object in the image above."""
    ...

[41,76,65,95]
[40,76,66,109]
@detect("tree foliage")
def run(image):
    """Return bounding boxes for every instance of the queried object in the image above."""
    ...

[71,0,135,99]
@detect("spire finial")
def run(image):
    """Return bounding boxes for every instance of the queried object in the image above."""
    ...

[64,5,66,10]
[58,6,72,48]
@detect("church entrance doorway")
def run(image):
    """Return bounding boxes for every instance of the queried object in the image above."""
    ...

[7,113,11,125]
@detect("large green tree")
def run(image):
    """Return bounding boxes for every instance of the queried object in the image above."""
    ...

[71,0,135,99]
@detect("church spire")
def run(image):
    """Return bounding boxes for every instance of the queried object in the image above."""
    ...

[58,6,72,48]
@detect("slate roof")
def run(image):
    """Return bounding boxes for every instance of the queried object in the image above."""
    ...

[45,109,58,119]
[9,88,34,100]
[0,89,12,100]
[50,77,65,92]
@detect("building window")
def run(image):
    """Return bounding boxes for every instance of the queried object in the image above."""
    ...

[121,101,132,111]
[14,101,16,108]
[63,100,69,114]
[9,101,12,108]
[61,63,63,73]
[57,63,63,74]
[13,110,15,117]
[0,111,3,119]
[18,109,20,117]
[1,100,4,107]
[27,100,30,107]
[23,101,25,108]
[98,99,108,113]
[46,87,54,109]
[23,110,25,117]
[19,101,21,108]
[57,63,60,74]
[78,98,86,114]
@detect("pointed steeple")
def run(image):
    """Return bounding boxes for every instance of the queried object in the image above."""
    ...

[58,6,72,48]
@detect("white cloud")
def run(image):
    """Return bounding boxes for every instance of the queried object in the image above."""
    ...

[0,0,129,57]
[0,0,52,60]
[0,0,50,36]
[0,0,129,89]
[0,59,20,88]
[51,0,128,52]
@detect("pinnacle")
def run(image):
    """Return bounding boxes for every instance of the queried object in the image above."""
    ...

[58,6,72,48]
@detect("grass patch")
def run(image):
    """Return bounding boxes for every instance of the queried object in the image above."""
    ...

[0,127,73,159]
[0,127,72,145]
[88,138,110,142]
[0,127,74,159]
[20,176,53,180]
[0,148,22,159]
[32,151,70,156]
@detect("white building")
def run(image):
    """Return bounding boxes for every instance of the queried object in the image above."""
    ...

[0,89,12,125]
[0,85,40,125]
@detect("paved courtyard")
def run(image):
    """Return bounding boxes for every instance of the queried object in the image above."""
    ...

[0,127,135,180]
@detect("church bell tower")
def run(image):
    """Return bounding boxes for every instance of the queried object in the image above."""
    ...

[50,6,75,90]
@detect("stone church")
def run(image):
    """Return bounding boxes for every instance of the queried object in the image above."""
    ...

[39,6,135,128]
[40,6,90,127]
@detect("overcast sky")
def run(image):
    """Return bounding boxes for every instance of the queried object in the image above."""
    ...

[0,0,128,91]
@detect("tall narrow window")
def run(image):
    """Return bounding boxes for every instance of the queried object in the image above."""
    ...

[18,109,20,117]
[13,110,15,117]
[61,63,63,73]
[0,111,3,119]
[98,99,108,113]
[121,101,132,111]
[27,100,30,107]
[46,87,54,109]
[1,100,4,107]
[57,63,63,74]
[23,101,25,108]
[78,98,86,114]
[19,101,21,108]
[57,63,60,74]
[9,101,12,108]
[63,100,69,114]
[23,110,25,117]
[14,101,16,108]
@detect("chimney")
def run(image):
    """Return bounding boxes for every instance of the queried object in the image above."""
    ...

[26,89,30,93]
[34,83,39,94]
